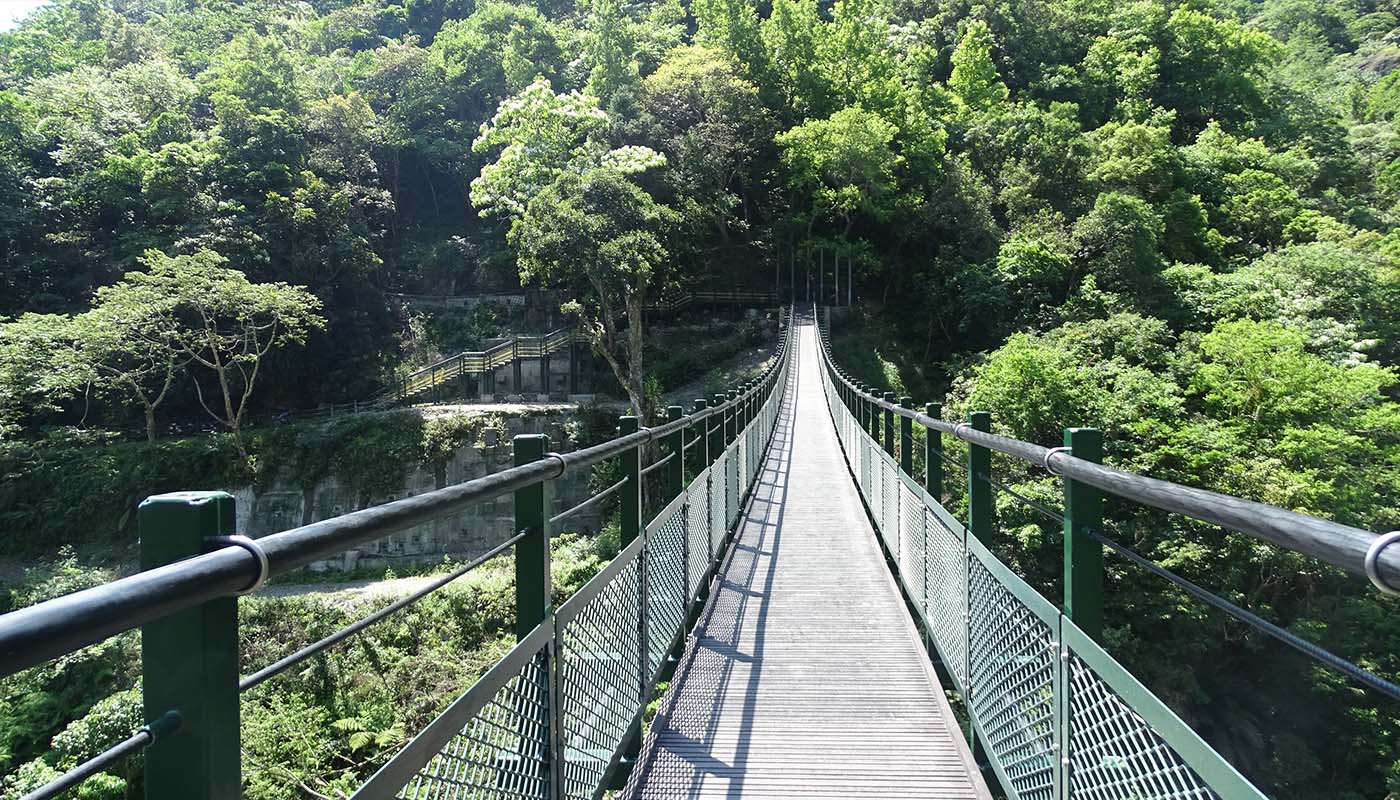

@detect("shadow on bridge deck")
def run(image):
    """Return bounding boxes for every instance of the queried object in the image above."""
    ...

[620,322,991,799]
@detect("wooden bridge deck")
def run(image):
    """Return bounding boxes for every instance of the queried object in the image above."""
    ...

[621,322,990,799]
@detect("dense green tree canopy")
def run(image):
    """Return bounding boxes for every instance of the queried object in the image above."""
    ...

[4,0,1400,794]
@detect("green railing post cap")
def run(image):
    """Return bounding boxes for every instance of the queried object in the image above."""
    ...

[139,490,235,510]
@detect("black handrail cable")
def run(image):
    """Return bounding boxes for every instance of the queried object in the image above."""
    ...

[549,477,630,525]
[20,711,181,800]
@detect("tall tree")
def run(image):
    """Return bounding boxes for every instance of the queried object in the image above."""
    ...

[73,298,184,443]
[949,20,1010,115]
[776,106,906,238]
[104,249,324,454]
[515,168,679,415]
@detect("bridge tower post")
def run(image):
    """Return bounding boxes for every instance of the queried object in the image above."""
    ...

[512,434,552,640]
[139,491,241,800]
[882,392,896,458]
[967,411,994,547]
[899,397,914,476]
[925,402,943,500]
[1062,427,1104,640]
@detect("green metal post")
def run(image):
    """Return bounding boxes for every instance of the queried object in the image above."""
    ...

[691,399,708,477]
[733,389,744,445]
[854,384,863,433]
[967,411,994,547]
[862,386,875,445]
[139,492,240,800]
[924,402,942,499]
[612,416,644,787]
[711,394,726,465]
[513,434,552,640]
[666,406,684,498]
[882,391,896,458]
[899,396,914,476]
[619,417,642,546]
[1063,427,1104,640]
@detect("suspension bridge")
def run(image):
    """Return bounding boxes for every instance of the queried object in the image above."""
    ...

[3,307,1398,800]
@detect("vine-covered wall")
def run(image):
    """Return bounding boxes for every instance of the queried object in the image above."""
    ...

[0,408,609,564]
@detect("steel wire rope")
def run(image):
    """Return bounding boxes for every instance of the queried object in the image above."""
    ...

[923,436,1066,526]
[20,711,181,800]
[1086,526,1400,703]
[240,530,527,691]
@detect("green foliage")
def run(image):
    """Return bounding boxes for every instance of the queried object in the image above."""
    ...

[0,531,615,799]
[777,107,908,232]
[0,409,511,556]
[4,0,1400,793]
[949,21,1009,114]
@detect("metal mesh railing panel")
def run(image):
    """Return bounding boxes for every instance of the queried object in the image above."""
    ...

[726,445,740,528]
[968,551,1057,800]
[686,474,710,598]
[396,648,551,800]
[924,507,967,690]
[738,435,749,496]
[881,458,898,552]
[645,505,687,679]
[1066,652,1218,800]
[899,481,925,608]
[558,558,643,800]
[859,437,871,500]
[710,451,727,556]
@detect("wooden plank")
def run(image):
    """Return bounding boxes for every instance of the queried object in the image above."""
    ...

[621,323,992,800]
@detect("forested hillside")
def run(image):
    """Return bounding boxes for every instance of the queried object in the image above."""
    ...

[3,0,1400,795]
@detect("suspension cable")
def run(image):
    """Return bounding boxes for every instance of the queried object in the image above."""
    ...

[1086,526,1400,704]
[976,470,1064,525]
[923,439,1064,525]
[19,711,181,800]
[549,476,629,525]
[240,531,526,691]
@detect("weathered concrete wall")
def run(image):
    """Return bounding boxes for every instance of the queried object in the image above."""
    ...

[232,412,605,572]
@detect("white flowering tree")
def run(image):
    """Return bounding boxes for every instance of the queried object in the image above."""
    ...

[472,79,672,415]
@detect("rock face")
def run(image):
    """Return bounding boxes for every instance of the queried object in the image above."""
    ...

[232,412,604,572]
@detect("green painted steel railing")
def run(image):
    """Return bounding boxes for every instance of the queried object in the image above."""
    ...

[352,318,794,800]
[815,316,1267,800]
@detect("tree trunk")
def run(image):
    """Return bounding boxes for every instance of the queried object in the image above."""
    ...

[624,291,647,418]
[145,405,157,443]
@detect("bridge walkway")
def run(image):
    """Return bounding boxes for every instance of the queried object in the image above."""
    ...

[621,320,990,799]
